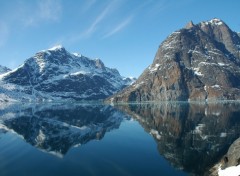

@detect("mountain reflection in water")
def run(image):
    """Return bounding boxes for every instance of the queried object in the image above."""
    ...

[116,102,240,175]
[0,103,127,157]
[0,102,240,176]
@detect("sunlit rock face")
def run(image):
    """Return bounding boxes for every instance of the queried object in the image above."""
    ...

[116,102,240,175]
[108,18,240,102]
[223,137,240,168]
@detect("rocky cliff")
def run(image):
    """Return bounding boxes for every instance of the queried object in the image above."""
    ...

[108,18,240,102]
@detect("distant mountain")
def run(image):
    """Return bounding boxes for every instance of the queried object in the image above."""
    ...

[0,46,135,102]
[108,18,240,102]
[0,65,11,74]
[122,77,137,85]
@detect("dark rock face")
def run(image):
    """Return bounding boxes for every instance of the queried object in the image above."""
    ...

[108,18,240,102]
[0,46,135,101]
[116,102,240,175]
[0,65,11,74]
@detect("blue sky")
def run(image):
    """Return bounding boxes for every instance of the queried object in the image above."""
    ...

[0,0,240,77]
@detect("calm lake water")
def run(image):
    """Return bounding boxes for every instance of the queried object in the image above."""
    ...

[0,102,240,176]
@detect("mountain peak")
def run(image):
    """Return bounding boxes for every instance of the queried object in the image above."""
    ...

[95,58,105,69]
[39,45,66,54]
[48,45,65,51]
[201,18,225,26]
[185,21,195,29]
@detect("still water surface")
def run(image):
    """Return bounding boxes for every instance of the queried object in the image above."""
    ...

[0,102,239,176]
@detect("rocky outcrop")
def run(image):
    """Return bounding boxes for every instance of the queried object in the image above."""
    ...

[0,46,135,102]
[208,137,240,176]
[108,18,240,102]
[223,137,240,168]
[185,21,195,29]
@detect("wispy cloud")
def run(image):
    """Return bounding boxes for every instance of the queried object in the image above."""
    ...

[24,0,62,27]
[68,1,150,43]
[79,1,119,39]
[84,5,110,36]
[147,0,169,17]
[79,0,96,14]
[103,15,133,39]
[38,0,62,21]
[48,39,64,49]
[0,22,9,47]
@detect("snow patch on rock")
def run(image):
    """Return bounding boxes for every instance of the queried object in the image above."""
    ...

[218,165,240,176]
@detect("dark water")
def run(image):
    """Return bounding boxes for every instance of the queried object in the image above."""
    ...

[0,102,240,176]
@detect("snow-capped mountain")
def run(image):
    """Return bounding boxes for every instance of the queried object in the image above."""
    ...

[108,18,240,102]
[0,65,11,74]
[0,45,135,102]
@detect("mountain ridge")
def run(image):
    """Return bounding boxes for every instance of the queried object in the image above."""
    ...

[0,46,135,102]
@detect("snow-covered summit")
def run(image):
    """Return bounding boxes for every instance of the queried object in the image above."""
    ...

[204,18,224,26]
[208,18,224,25]
[48,45,65,51]
[0,46,134,102]
[185,18,225,29]
[39,45,66,53]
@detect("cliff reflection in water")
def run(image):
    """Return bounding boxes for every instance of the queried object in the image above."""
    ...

[0,103,128,157]
[1,102,240,175]
[116,102,240,175]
